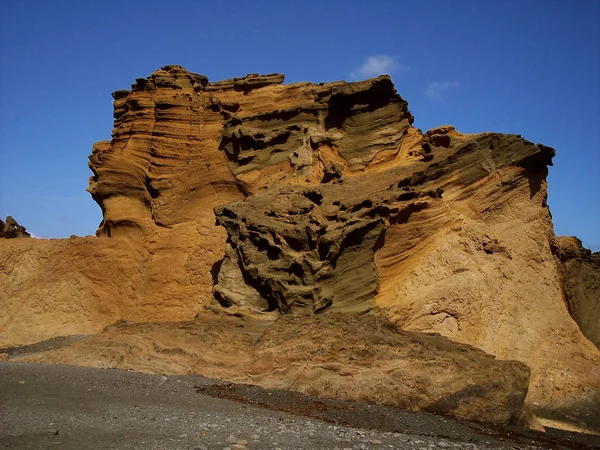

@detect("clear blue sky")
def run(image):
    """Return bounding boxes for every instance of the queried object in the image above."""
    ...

[1,0,599,250]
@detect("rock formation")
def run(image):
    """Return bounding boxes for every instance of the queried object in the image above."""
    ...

[213,131,554,315]
[552,236,600,349]
[0,216,30,238]
[12,312,531,425]
[0,65,598,431]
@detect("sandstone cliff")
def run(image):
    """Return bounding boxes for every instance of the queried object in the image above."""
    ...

[0,65,598,431]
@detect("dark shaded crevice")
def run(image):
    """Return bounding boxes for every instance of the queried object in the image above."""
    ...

[331,220,383,267]
[524,167,547,199]
[210,258,224,287]
[250,233,282,260]
[514,145,555,199]
[389,203,429,225]
[396,191,420,201]
[373,227,386,253]
[283,233,309,252]
[351,200,373,212]
[145,177,160,199]
[287,261,304,278]
[302,190,323,206]
[324,78,400,130]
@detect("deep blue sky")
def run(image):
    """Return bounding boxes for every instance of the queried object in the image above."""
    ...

[1,0,599,250]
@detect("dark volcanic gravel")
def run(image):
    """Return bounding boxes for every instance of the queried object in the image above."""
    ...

[1,362,598,449]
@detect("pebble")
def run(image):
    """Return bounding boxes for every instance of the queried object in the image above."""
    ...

[225,434,237,444]
[370,439,383,445]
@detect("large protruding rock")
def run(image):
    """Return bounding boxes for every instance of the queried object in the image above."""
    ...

[250,314,531,425]
[213,132,555,315]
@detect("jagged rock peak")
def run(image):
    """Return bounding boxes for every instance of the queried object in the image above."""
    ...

[0,216,31,238]
[111,65,286,100]
[90,66,413,238]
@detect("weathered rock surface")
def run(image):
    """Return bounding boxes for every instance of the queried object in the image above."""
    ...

[87,65,412,238]
[0,237,140,346]
[249,314,531,425]
[552,236,600,349]
[213,131,554,315]
[0,216,30,238]
[10,311,531,425]
[0,65,599,431]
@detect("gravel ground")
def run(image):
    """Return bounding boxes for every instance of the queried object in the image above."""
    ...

[1,362,598,450]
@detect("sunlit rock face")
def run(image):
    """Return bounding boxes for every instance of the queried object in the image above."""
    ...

[0,65,598,431]
[87,65,413,238]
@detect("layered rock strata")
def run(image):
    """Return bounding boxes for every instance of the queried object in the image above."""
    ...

[213,131,555,315]
[0,65,598,430]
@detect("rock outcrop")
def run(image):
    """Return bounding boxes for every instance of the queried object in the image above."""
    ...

[11,311,531,425]
[0,216,30,238]
[0,65,598,431]
[87,65,412,238]
[552,236,600,349]
[213,132,555,315]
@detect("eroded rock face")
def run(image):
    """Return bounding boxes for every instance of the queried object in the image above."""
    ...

[213,132,555,315]
[251,314,531,425]
[0,216,30,238]
[87,65,411,238]
[1,65,599,431]
[552,236,600,349]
